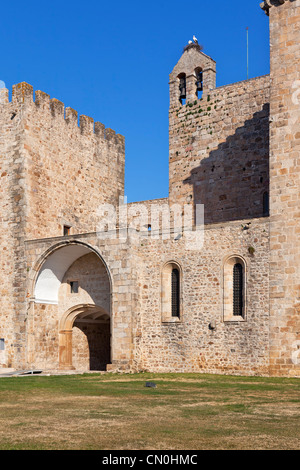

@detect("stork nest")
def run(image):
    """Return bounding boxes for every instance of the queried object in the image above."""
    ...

[183,43,203,53]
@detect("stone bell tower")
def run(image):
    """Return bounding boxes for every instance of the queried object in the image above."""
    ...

[168,41,217,211]
[169,41,216,107]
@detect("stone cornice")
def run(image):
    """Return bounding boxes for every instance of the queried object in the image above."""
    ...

[260,0,287,16]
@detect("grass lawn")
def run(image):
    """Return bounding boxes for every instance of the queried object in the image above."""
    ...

[0,372,299,450]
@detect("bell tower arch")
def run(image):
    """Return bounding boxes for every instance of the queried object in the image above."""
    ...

[169,41,216,107]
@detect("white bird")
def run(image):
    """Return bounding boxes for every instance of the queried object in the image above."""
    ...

[188,40,193,44]
[193,35,198,44]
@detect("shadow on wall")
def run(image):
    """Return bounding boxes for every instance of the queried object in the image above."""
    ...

[73,321,111,371]
[184,104,270,225]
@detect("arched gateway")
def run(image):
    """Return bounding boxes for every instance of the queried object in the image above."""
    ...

[30,242,112,371]
[59,304,110,370]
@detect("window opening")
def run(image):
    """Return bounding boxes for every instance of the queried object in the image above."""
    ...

[70,281,79,294]
[233,263,243,317]
[64,225,71,236]
[171,268,180,318]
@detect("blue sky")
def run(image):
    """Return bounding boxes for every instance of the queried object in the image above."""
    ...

[0,0,270,202]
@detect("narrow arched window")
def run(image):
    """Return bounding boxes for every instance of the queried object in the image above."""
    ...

[171,268,180,318]
[263,191,269,217]
[161,262,182,322]
[223,256,246,321]
[233,263,243,317]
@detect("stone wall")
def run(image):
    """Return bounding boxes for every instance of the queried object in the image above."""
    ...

[266,0,300,376]
[169,75,270,224]
[59,252,111,314]
[0,83,125,369]
[25,234,141,371]
[0,87,27,368]
[20,83,125,239]
[135,216,270,375]
[23,214,270,376]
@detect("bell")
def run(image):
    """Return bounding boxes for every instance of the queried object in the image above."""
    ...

[196,81,203,92]
[180,88,186,99]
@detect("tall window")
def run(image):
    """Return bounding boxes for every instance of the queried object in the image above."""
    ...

[233,263,243,317]
[171,268,180,318]
[161,262,182,322]
[223,256,246,321]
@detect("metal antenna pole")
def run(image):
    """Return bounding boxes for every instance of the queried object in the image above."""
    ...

[246,27,249,80]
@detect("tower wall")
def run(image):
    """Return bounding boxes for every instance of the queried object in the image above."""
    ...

[169,74,271,224]
[16,83,125,239]
[264,0,300,375]
[0,87,27,368]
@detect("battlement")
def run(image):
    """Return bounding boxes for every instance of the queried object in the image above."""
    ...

[0,82,125,146]
[0,81,125,240]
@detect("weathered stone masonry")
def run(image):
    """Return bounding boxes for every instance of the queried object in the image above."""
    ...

[169,75,270,224]
[0,0,299,376]
[265,0,300,376]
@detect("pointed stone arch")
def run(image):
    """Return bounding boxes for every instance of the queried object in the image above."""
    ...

[27,241,113,371]
[30,240,113,305]
[59,304,111,370]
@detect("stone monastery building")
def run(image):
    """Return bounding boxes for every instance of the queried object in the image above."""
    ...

[0,0,299,376]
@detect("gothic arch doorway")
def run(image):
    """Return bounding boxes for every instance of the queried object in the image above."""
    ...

[29,241,113,371]
[59,304,111,371]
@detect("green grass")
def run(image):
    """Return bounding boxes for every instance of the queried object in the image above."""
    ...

[0,372,299,450]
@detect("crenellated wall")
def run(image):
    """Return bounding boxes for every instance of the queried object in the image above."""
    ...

[0,82,125,369]
[1,82,125,239]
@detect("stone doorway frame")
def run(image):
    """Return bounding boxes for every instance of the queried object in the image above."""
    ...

[27,240,114,371]
[58,304,110,370]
